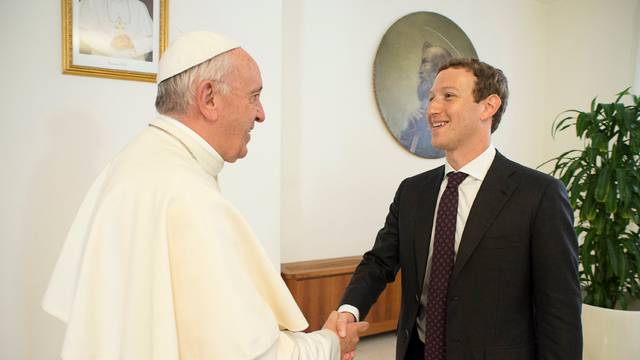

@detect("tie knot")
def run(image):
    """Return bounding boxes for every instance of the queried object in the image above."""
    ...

[446,172,468,188]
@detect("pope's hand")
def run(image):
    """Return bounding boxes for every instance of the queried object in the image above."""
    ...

[323,311,369,360]
[111,34,134,50]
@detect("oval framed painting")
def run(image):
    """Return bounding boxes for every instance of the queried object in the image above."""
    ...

[374,12,478,158]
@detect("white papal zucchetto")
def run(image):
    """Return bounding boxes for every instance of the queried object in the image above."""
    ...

[157,31,240,83]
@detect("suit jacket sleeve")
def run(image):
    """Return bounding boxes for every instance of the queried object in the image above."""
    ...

[531,178,583,359]
[340,180,405,319]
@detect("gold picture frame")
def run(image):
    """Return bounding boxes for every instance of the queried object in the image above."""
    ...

[62,0,168,82]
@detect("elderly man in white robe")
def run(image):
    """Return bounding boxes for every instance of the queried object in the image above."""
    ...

[42,31,368,360]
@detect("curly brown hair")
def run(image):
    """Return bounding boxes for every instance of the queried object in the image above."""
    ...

[438,58,509,133]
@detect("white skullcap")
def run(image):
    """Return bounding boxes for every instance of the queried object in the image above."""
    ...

[157,31,240,83]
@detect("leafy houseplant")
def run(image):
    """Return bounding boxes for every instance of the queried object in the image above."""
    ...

[541,88,640,309]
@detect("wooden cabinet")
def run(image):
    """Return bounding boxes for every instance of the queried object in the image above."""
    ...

[281,256,401,337]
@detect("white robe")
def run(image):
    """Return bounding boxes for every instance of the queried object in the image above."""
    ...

[42,116,339,360]
[79,0,154,60]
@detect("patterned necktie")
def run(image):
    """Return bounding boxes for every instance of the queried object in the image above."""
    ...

[424,171,468,360]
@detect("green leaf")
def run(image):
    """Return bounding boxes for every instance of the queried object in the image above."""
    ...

[581,237,594,279]
[621,107,634,134]
[617,169,631,211]
[603,103,615,118]
[560,161,580,186]
[537,149,581,172]
[594,166,610,202]
[606,188,618,214]
[582,191,596,221]
[576,112,588,137]
[607,238,621,277]
[622,238,640,270]
[552,114,576,137]
[614,103,627,134]
[618,252,627,288]
[593,213,607,235]
[615,87,631,102]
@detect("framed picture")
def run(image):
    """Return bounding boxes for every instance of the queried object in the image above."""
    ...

[373,12,477,159]
[62,0,168,82]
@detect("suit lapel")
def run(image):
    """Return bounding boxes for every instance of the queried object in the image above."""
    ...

[414,167,445,291]
[452,152,517,281]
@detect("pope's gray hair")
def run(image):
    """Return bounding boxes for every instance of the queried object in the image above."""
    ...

[155,53,233,115]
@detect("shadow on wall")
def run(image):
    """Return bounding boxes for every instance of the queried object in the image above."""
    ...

[19,107,110,359]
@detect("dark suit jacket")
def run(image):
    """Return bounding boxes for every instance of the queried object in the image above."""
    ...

[341,151,582,360]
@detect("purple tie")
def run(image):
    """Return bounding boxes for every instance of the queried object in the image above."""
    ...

[424,171,468,360]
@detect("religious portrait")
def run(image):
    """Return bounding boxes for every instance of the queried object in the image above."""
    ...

[62,0,167,82]
[373,12,478,159]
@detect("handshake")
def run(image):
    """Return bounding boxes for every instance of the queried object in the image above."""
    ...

[322,311,369,360]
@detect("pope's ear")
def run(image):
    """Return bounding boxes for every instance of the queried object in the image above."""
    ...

[480,94,501,121]
[195,80,219,122]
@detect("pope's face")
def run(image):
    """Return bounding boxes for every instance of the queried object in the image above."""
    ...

[418,46,451,102]
[215,51,265,162]
[419,46,450,84]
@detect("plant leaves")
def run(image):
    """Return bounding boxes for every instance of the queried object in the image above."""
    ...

[594,166,610,202]
[553,114,576,137]
[542,89,640,309]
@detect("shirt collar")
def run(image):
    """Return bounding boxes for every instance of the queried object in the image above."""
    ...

[151,114,225,178]
[443,144,496,181]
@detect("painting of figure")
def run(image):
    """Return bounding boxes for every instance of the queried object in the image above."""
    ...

[62,0,167,82]
[374,12,478,159]
[79,0,154,61]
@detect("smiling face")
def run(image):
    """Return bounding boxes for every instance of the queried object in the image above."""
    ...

[213,50,265,162]
[428,67,493,164]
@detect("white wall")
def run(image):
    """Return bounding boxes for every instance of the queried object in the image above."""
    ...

[634,2,640,91]
[543,0,640,164]
[0,1,282,359]
[280,0,640,262]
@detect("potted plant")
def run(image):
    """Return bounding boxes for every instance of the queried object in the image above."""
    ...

[541,88,640,360]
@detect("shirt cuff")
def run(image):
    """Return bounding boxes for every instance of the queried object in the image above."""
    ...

[337,304,360,322]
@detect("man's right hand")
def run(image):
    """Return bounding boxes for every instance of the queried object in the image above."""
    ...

[336,312,356,337]
[335,312,361,360]
[323,311,368,359]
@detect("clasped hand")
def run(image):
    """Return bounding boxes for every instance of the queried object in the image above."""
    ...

[322,311,368,360]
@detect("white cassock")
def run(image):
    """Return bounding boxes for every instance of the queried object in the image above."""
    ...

[42,115,339,360]
[79,0,153,60]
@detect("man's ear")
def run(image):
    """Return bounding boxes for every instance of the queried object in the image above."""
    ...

[195,80,218,122]
[480,94,502,121]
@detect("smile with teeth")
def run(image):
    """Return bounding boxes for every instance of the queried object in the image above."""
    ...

[432,121,447,128]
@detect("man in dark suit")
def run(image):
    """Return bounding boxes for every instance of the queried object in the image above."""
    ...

[337,58,582,360]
